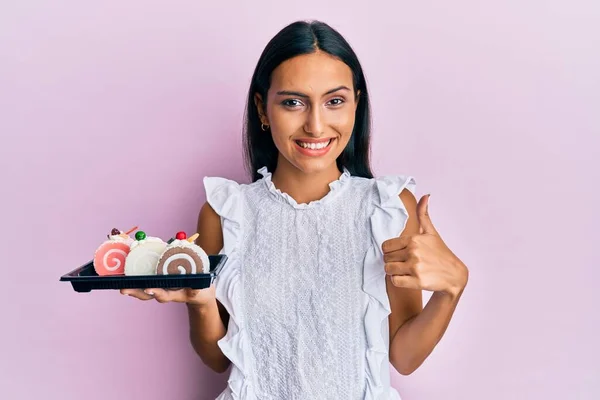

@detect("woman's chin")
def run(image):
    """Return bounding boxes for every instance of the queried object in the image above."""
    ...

[290,158,339,176]
[277,141,345,175]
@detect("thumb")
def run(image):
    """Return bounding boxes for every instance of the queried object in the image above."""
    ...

[417,194,437,235]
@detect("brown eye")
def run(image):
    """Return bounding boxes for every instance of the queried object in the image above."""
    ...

[282,99,303,108]
[327,98,345,107]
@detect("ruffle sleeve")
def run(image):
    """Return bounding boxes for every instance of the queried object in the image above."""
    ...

[203,176,256,399]
[363,175,416,399]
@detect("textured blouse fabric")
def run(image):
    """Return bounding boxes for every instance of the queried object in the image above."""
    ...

[204,167,416,400]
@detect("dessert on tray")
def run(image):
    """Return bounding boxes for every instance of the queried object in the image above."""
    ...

[93,227,137,276]
[91,229,212,277]
[123,231,168,276]
[156,231,210,275]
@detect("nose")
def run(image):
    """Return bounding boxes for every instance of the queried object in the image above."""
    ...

[303,106,324,137]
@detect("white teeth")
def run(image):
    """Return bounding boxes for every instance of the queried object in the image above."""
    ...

[298,140,331,150]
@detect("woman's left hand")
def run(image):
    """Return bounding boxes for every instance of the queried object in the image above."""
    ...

[382,195,469,298]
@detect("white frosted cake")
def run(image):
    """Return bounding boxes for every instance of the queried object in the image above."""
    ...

[124,231,167,276]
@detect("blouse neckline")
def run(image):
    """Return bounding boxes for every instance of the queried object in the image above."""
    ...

[257,166,352,209]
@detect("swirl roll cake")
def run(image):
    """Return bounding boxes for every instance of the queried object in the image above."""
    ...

[156,231,210,275]
[93,228,135,276]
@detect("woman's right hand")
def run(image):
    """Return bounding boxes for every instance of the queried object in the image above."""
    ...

[120,285,217,307]
[123,203,224,308]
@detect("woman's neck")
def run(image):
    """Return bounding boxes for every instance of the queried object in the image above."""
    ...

[271,159,342,205]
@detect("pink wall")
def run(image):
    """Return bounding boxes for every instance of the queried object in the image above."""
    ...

[2,1,599,399]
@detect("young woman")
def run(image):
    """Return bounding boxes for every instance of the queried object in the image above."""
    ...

[122,20,469,400]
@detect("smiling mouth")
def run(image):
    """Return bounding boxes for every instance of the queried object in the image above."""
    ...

[294,139,333,150]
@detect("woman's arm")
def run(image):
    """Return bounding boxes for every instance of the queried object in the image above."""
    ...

[390,285,464,375]
[188,202,231,373]
[386,190,468,375]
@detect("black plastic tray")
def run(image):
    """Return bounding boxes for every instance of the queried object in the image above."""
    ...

[60,255,228,293]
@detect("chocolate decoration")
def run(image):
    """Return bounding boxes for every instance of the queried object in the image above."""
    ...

[110,228,121,236]
[156,247,204,275]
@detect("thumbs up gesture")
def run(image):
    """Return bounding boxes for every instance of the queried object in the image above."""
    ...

[382,195,469,297]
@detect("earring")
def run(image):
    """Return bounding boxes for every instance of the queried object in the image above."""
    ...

[261,123,269,131]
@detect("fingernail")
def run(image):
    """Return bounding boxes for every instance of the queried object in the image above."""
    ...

[145,290,154,296]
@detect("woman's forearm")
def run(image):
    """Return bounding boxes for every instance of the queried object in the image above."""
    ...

[390,289,464,375]
[187,300,230,373]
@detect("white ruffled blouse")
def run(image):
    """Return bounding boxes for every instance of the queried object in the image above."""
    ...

[204,167,416,400]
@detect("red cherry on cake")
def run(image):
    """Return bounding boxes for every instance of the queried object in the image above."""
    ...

[175,231,187,240]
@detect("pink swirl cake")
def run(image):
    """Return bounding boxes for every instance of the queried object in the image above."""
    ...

[93,228,134,276]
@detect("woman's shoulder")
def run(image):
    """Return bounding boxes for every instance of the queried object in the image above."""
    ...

[203,174,262,199]
[347,172,417,198]
[201,174,250,222]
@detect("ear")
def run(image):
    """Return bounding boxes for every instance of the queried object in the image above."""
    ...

[254,93,269,125]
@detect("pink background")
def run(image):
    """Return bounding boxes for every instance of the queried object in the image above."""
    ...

[2,1,599,399]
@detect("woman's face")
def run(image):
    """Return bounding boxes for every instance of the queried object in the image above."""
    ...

[255,51,359,175]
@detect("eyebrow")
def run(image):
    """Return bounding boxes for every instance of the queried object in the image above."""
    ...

[276,85,351,98]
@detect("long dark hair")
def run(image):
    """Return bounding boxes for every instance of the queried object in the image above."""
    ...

[243,20,374,182]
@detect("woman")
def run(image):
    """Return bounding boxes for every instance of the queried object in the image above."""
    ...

[122,20,469,399]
